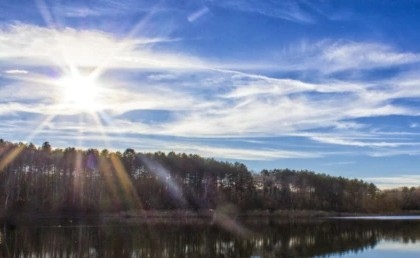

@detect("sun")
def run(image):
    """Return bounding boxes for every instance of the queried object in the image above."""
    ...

[56,71,104,113]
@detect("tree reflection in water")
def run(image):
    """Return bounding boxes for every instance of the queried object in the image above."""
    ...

[0,219,419,257]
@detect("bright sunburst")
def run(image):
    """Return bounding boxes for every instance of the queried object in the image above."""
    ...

[56,70,104,113]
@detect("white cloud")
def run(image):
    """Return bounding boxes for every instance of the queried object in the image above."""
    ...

[363,175,420,189]
[0,79,209,116]
[267,40,420,74]
[3,69,29,74]
[368,149,420,157]
[16,129,321,161]
[0,102,47,115]
[62,7,100,17]
[1,49,420,153]
[323,161,355,166]
[1,23,420,158]
[142,71,416,139]
[287,130,420,150]
[322,42,420,71]
[309,136,412,148]
[0,23,205,70]
[148,144,322,160]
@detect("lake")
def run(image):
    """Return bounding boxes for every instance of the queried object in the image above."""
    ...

[0,216,419,257]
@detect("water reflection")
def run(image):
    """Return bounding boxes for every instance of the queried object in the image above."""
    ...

[0,219,419,257]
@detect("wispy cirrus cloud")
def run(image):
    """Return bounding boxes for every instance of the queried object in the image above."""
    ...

[321,41,420,71]
[309,135,417,148]
[61,6,100,18]
[258,40,420,74]
[2,47,420,147]
[3,69,29,74]
[143,70,419,138]
[205,0,314,24]
[0,23,204,70]
[4,124,321,161]
[1,22,420,163]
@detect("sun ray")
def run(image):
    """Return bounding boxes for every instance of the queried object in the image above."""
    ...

[89,3,164,80]
[26,114,56,142]
[90,112,111,148]
[4,71,60,87]
[35,0,57,29]
[8,2,170,220]
[110,154,144,210]
[34,0,77,76]
[98,154,120,209]
[0,145,25,172]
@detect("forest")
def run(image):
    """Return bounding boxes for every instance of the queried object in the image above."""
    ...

[0,139,419,216]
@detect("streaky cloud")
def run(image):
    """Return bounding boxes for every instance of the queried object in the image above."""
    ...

[205,0,314,24]
[62,7,100,18]
[241,40,420,74]
[3,69,29,74]
[0,23,205,70]
[363,175,420,189]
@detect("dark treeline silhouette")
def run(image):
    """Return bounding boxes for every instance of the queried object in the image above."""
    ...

[0,139,419,215]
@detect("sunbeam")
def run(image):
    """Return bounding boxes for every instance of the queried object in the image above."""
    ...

[110,154,144,210]
[98,153,120,209]
[91,112,111,148]
[26,113,58,139]
[0,145,24,172]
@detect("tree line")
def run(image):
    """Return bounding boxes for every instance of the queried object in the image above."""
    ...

[0,139,419,215]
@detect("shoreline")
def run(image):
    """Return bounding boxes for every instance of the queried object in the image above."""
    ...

[2,209,420,225]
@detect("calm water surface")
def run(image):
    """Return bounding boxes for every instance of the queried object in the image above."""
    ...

[1,216,419,257]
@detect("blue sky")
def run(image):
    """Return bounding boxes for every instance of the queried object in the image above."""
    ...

[1,0,420,188]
